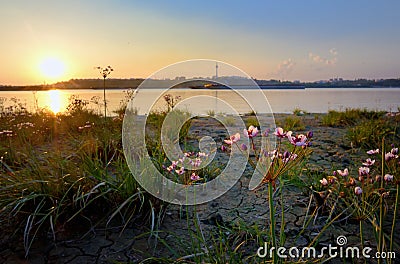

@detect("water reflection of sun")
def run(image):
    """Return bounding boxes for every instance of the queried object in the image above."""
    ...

[47,90,68,114]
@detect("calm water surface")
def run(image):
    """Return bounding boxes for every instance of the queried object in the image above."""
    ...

[0,88,399,115]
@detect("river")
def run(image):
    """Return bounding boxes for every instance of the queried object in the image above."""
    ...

[0,88,399,115]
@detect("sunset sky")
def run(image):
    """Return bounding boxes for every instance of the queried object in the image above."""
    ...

[1,0,400,85]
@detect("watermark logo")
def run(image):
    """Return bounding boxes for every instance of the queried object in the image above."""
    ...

[256,235,396,260]
[122,59,275,205]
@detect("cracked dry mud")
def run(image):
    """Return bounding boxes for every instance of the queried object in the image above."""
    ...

[1,114,399,263]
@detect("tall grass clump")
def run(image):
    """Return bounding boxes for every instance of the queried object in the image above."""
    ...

[347,114,399,149]
[322,108,385,127]
[0,94,156,256]
[279,115,306,131]
[293,108,307,116]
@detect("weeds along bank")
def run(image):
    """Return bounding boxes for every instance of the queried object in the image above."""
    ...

[0,94,399,263]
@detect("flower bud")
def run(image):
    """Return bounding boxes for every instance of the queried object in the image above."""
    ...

[283,151,290,159]
[354,186,363,195]
[320,178,328,186]
[241,143,248,151]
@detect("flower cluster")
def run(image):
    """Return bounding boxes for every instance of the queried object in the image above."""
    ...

[318,145,399,220]
[15,122,34,130]
[0,130,13,137]
[223,126,313,186]
[78,121,95,131]
[164,151,209,185]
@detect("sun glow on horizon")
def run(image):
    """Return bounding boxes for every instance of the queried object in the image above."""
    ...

[39,57,66,81]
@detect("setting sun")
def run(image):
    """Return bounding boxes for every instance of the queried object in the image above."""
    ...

[39,57,66,80]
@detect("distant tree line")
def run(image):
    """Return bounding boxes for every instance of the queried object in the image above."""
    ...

[1,77,400,91]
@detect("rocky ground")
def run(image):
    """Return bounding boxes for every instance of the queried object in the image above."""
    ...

[1,114,398,263]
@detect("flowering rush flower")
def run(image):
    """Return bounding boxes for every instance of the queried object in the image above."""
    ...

[336,168,349,177]
[190,158,202,167]
[198,152,208,157]
[358,167,370,176]
[354,186,363,195]
[367,149,379,155]
[286,131,308,146]
[384,174,394,182]
[385,152,398,161]
[320,178,328,186]
[175,167,185,175]
[282,151,291,163]
[190,173,200,181]
[244,125,259,138]
[273,127,287,138]
[391,147,398,155]
[224,133,240,145]
[362,158,375,167]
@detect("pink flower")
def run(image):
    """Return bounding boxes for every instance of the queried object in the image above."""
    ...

[320,178,328,186]
[282,151,290,163]
[337,168,349,177]
[358,167,370,176]
[190,158,202,167]
[269,149,278,160]
[240,143,248,151]
[224,133,240,145]
[273,127,287,138]
[385,152,398,161]
[221,145,227,152]
[362,159,375,167]
[384,174,394,182]
[190,173,200,181]
[367,149,379,155]
[391,148,398,155]
[244,125,259,138]
[354,186,363,195]
[287,131,308,146]
[175,167,185,175]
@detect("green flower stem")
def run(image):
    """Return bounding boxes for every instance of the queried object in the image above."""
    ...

[268,181,278,263]
[279,176,285,247]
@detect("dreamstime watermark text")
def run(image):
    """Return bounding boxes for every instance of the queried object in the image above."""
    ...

[257,235,396,260]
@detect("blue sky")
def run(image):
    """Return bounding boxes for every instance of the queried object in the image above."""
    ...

[1,0,399,85]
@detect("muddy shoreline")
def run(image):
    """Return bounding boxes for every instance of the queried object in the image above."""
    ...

[1,113,398,263]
